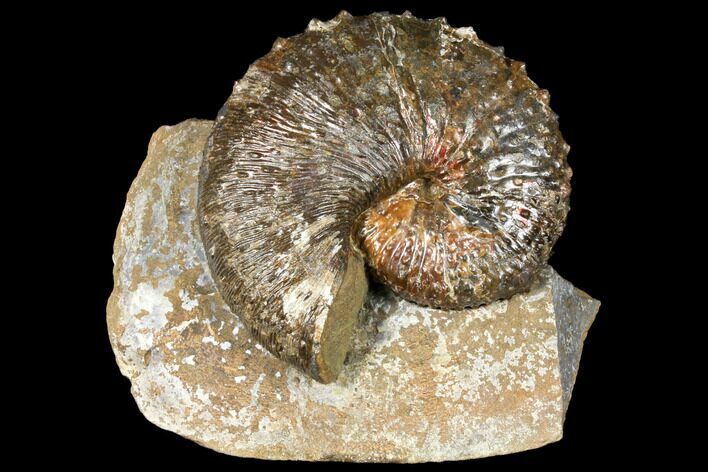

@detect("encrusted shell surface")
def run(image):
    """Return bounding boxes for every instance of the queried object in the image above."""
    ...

[198,12,571,381]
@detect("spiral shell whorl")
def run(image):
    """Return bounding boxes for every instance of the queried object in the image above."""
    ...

[198,12,571,381]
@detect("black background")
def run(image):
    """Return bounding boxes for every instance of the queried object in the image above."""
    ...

[60,0,665,466]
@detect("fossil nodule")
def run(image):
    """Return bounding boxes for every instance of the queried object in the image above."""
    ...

[198,12,571,383]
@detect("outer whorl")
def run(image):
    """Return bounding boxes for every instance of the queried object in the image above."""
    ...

[198,12,572,382]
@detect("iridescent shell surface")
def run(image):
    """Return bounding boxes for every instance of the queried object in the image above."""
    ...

[198,12,571,381]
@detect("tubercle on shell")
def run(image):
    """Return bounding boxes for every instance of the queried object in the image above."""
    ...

[198,12,572,382]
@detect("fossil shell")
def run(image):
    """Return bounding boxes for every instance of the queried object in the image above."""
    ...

[198,12,571,382]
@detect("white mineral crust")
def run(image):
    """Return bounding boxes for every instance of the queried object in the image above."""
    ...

[107,119,600,462]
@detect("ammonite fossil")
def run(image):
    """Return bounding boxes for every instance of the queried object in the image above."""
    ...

[199,12,572,383]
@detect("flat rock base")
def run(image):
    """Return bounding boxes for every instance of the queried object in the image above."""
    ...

[107,119,600,462]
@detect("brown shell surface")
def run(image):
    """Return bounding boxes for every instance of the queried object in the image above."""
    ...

[198,12,571,380]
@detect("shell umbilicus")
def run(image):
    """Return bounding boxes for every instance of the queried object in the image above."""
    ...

[198,12,571,383]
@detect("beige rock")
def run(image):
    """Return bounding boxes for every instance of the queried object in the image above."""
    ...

[107,119,600,462]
